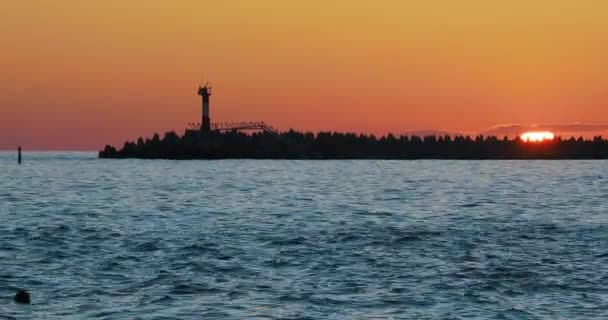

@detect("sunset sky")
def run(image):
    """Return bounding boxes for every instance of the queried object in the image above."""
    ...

[2,1,608,150]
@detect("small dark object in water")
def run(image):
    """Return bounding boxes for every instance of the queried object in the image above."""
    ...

[14,290,30,304]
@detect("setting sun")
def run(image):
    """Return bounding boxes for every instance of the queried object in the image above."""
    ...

[520,131,555,142]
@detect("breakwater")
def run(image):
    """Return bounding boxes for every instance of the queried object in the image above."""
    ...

[99,130,608,159]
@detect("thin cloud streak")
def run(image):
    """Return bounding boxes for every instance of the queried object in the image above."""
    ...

[481,123,608,138]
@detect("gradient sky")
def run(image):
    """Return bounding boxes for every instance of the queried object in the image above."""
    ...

[2,1,608,149]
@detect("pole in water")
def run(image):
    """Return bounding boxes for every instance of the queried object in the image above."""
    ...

[18,146,22,164]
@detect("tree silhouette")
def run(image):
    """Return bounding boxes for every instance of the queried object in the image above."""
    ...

[99,130,608,160]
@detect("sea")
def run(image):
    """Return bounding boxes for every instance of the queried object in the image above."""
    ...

[1,152,607,319]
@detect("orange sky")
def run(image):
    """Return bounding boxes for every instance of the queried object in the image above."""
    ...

[2,1,608,149]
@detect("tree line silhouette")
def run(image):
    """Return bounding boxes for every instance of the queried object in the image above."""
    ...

[99,129,608,159]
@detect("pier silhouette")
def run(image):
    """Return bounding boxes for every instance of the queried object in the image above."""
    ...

[99,83,608,160]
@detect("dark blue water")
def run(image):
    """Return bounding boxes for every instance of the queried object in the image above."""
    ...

[1,152,608,319]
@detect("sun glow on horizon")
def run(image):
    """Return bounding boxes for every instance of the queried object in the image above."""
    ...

[520,131,555,142]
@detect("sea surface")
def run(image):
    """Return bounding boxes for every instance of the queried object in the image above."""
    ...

[1,152,608,319]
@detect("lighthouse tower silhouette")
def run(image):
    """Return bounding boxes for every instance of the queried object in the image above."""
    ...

[198,83,212,132]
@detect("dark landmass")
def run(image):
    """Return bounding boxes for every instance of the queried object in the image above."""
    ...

[99,129,608,159]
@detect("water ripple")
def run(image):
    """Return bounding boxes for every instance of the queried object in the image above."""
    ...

[1,153,608,319]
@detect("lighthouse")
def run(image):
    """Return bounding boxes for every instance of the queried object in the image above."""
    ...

[198,83,212,132]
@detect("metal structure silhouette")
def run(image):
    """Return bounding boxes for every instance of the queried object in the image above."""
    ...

[187,121,278,135]
[193,81,277,135]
